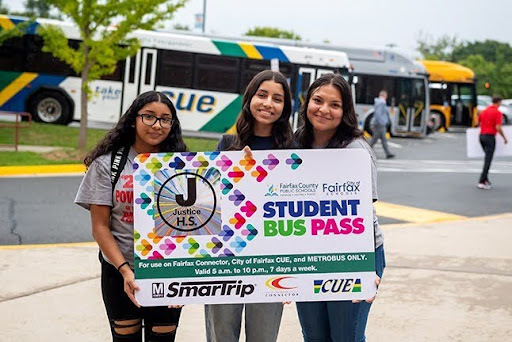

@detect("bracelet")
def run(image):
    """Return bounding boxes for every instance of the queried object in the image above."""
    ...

[117,261,129,272]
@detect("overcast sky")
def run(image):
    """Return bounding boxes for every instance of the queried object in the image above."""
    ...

[5,0,512,54]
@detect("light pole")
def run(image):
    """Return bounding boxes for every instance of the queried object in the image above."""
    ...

[202,0,207,33]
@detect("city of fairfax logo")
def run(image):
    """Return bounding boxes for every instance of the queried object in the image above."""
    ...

[265,185,278,197]
[322,181,361,196]
[313,279,361,294]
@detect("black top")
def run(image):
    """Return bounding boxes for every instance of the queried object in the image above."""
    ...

[217,134,274,151]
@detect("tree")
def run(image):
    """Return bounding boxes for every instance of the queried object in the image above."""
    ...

[460,54,512,98]
[0,0,8,14]
[416,32,460,61]
[24,0,52,18]
[245,26,301,40]
[452,40,512,64]
[39,0,186,152]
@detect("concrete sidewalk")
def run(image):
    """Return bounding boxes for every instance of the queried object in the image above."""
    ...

[1,214,511,341]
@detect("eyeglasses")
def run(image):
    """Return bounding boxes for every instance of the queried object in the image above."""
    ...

[137,114,173,128]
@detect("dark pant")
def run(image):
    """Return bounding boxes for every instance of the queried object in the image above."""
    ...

[479,134,496,183]
[369,124,392,157]
[100,254,181,342]
[296,245,386,342]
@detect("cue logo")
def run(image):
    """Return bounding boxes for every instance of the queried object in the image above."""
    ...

[313,279,361,294]
[152,282,165,298]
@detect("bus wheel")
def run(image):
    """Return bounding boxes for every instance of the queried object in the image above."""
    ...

[429,111,445,131]
[29,91,71,125]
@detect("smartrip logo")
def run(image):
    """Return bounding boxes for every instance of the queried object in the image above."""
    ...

[265,276,299,298]
[167,280,255,298]
[322,181,360,196]
[313,279,361,294]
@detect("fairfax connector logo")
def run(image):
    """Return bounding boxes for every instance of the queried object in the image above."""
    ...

[264,276,299,298]
[265,276,297,290]
[167,280,255,298]
[313,279,361,294]
[265,185,279,197]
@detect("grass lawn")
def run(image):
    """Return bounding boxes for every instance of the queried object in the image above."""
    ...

[0,121,219,166]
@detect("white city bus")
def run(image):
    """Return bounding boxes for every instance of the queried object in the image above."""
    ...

[223,35,430,137]
[0,15,352,133]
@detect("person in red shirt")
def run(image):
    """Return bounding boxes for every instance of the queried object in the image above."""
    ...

[477,95,508,189]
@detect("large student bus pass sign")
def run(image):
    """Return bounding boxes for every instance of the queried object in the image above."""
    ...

[133,149,377,306]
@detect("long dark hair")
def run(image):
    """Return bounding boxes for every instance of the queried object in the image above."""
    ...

[84,91,187,166]
[229,70,294,150]
[295,73,362,148]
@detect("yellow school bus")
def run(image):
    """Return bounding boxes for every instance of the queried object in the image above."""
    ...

[420,60,478,131]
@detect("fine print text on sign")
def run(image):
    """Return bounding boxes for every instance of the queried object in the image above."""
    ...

[133,149,377,306]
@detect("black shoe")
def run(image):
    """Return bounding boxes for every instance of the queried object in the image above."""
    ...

[386,154,395,159]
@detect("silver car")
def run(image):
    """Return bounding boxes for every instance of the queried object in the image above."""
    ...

[477,95,511,125]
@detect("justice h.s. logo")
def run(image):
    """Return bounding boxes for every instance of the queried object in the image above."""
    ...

[154,168,221,236]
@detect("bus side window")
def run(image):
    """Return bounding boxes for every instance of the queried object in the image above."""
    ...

[194,54,240,93]
[24,35,77,76]
[158,50,194,88]
[0,36,25,72]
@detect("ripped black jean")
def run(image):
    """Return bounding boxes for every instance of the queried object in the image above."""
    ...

[100,254,182,341]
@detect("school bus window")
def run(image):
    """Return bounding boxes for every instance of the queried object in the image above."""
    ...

[158,50,193,88]
[195,54,239,93]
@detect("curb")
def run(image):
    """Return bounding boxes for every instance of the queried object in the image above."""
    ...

[0,164,85,177]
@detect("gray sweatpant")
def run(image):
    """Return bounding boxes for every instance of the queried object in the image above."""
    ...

[205,303,283,342]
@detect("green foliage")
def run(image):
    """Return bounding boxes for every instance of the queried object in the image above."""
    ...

[39,0,186,86]
[416,32,461,61]
[0,0,8,14]
[245,26,301,40]
[0,20,32,45]
[0,120,219,166]
[452,40,512,64]
[38,0,186,150]
[417,34,512,98]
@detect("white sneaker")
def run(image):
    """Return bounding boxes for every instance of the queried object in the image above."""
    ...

[477,183,491,190]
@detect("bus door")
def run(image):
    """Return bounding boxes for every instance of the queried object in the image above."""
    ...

[293,67,316,129]
[396,78,427,134]
[122,51,141,115]
[450,83,475,126]
[122,48,157,114]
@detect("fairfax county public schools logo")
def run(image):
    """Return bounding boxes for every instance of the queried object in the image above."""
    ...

[276,182,318,197]
[322,181,360,196]
[314,279,361,294]
[265,185,278,197]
